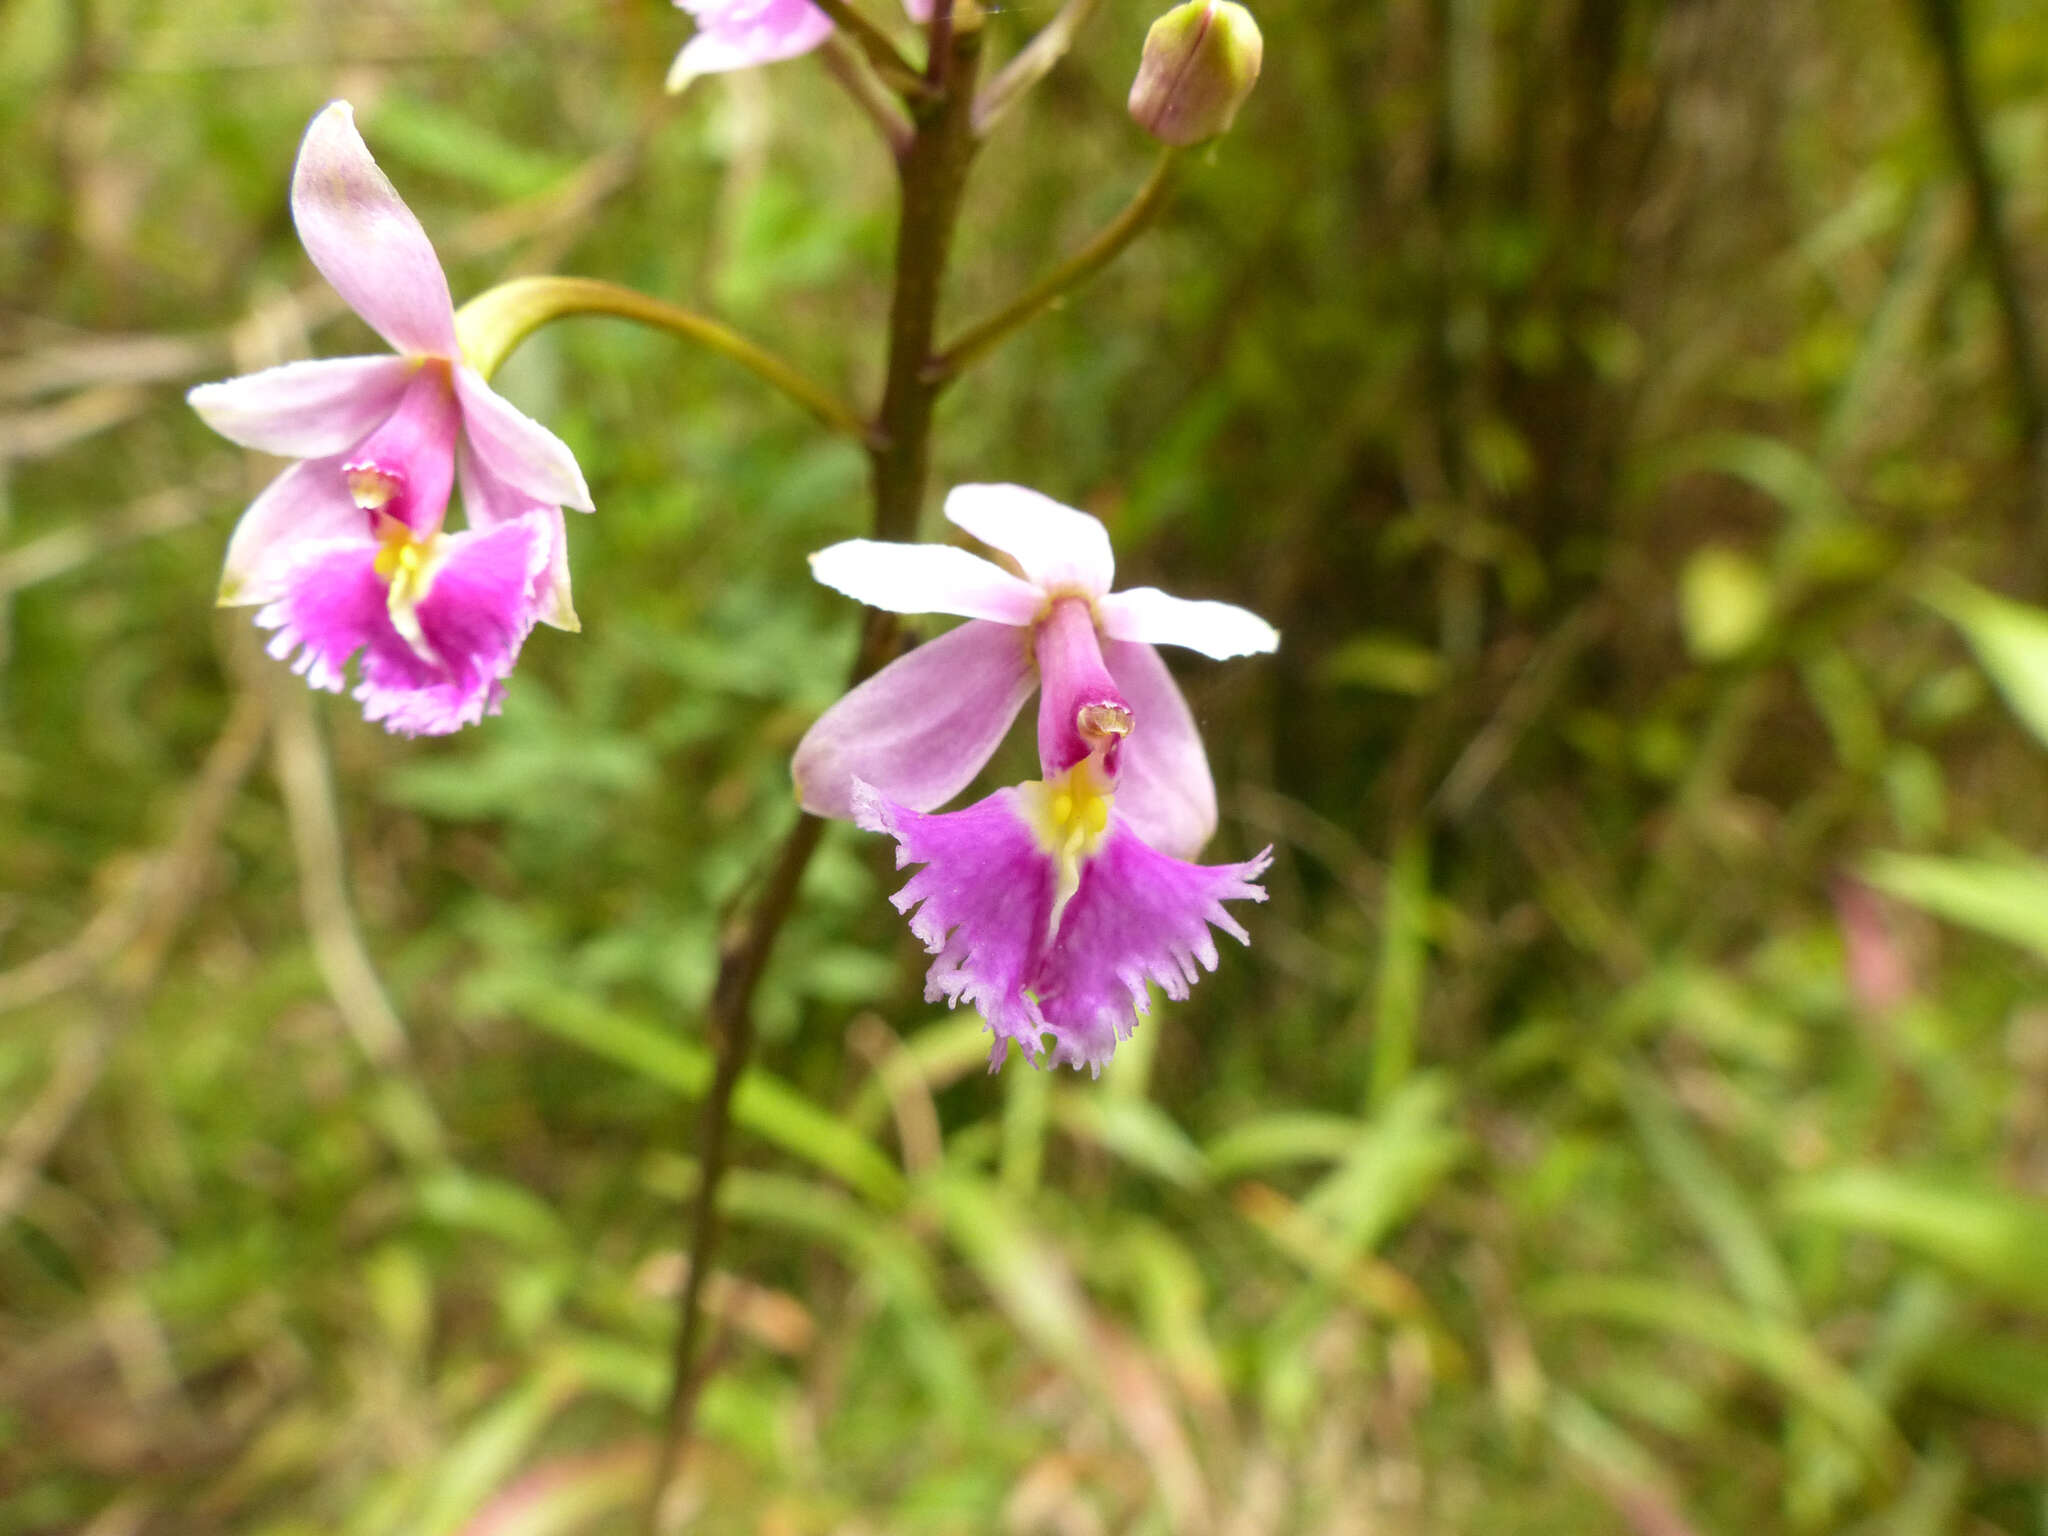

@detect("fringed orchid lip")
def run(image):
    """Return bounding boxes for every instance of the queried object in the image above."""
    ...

[258,512,552,737]
[856,771,1271,1075]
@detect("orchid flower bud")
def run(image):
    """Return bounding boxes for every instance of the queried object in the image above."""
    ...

[1127,0,1263,148]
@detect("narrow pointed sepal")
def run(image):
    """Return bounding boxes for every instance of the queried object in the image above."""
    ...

[188,355,416,457]
[291,102,460,359]
[1097,584,1278,659]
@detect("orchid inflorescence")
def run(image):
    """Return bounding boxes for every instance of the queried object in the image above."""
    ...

[189,3,1270,1080]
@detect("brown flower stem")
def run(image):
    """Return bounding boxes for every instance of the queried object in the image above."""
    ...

[925,148,1180,386]
[1913,0,2045,495]
[871,8,985,540]
[642,811,823,1527]
[640,16,986,1532]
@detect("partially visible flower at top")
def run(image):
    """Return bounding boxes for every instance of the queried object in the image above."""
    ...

[668,0,933,93]
[798,484,1278,1072]
[188,102,593,736]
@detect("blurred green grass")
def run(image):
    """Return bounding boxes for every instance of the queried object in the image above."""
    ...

[6,0,2048,1532]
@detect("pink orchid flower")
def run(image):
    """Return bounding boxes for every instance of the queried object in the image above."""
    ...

[188,102,593,736]
[798,484,1278,1072]
[667,0,933,92]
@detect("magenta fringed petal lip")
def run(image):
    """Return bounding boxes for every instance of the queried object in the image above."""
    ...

[854,781,1056,1054]
[259,515,553,738]
[188,102,594,731]
[1030,818,1271,1070]
[855,779,1271,1074]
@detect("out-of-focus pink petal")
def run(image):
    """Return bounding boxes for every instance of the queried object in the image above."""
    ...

[452,366,593,512]
[188,355,415,457]
[1033,821,1270,1072]
[291,101,459,358]
[1104,638,1217,859]
[854,781,1055,1063]
[256,517,549,736]
[1832,876,1916,1014]
[901,0,932,19]
[809,540,1043,625]
[458,442,577,631]
[1097,585,1278,659]
[795,620,1034,819]
[943,483,1115,598]
[218,455,368,607]
[667,0,836,89]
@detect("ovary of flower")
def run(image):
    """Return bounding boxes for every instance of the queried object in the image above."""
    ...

[187,102,594,736]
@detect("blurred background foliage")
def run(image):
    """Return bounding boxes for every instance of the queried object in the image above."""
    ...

[6,0,2048,1530]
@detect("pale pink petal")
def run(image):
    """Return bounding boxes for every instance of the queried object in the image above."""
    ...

[1097,585,1279,660]
[459,443,577,631]
[854,781,1055,1064]
[809,540,1043,625]
[795,620,1034,819]
[1033,822,1271,1072]
[943,483,1115,598]
[667,0,835,89]
[1103,639,1216,859]
[218,455,368,607]
[901,0,932,18]
[188,355,415,456]
[452,366,593,513]
[291,101,459,358]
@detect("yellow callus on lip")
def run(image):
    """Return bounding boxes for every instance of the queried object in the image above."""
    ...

[1020,756,1117,939]
[373,516,442,664]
